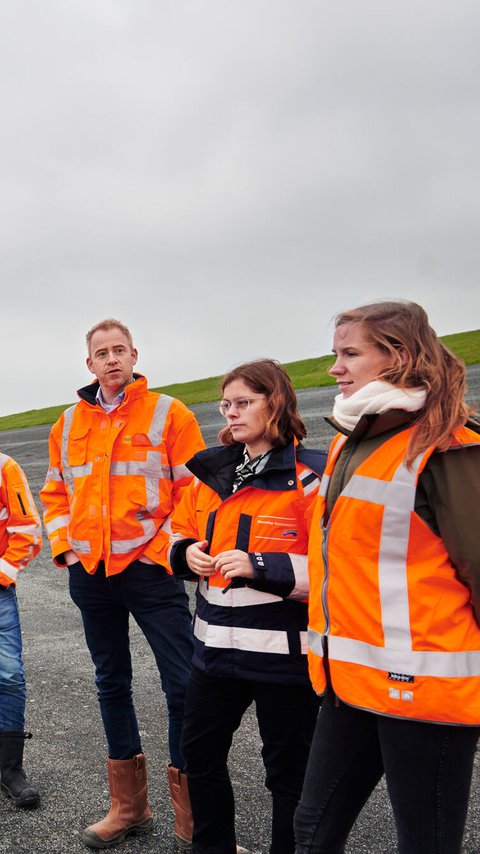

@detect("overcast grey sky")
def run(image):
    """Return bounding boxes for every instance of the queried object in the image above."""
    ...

[1,1,479,416]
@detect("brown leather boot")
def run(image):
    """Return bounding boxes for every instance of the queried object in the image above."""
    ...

[167,764,193,851]
[81,754,153,849]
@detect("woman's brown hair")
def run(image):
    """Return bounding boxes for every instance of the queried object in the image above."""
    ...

[335,300,473,465]
[218,359,307,448]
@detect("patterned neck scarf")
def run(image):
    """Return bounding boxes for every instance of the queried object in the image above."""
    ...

[231,449,272,494]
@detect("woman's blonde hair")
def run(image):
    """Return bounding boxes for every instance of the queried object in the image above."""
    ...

[218,359,306,448]
[335,300,473,464]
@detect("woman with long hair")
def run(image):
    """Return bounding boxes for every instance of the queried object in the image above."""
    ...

[294,300,480,854]
[168,359,326,854]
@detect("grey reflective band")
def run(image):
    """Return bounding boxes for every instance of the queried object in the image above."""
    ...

[319,474,330,498]
[198,577,283,607]
[147,395,173,446]
[171,464,190,482]
[61,405,78,493]
[45,515,71,535]
[0,558,18,582]
[45,466,63,482]
[110,452,171,516]
[308,627,324,657]
[7,524,42,537]
[111,518,157,553]
[288,554,309,600]
[299,468,320,496]
[328,634,480,679]
[68,538,91,554]
[70,463,93,478]
[340,454,423,649]
[194,614,298,655]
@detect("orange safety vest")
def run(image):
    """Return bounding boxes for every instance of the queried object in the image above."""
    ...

[0,453,42,587]
[308,425,480,725]
[40,376,205,574]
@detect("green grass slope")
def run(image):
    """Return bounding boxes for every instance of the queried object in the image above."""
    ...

[1,329,479,432]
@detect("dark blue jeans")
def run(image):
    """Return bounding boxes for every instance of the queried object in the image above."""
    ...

[0,585,26,730]
[182,667,320,854]
[68,560,193,767]
[294,689,480,854]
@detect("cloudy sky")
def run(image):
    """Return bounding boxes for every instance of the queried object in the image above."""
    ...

[1,1,479,416]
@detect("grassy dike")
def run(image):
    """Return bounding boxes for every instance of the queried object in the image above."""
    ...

[1,328,479,432]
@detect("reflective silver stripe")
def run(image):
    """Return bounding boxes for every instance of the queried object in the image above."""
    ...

[61,405,78,492]
[299,468,321,496]
[300,631,308,654]
[198,577,282,607]
[45,466,63,482]
[320,435,347,499]
[0,453,9,474]
[110,518,157,554]
[329,635,480,679]
[109,455,169,477]
[110,452,170,515]
[308,626,324,657]
[167,530,184,564]
[0,558,18,582]
[331,434,347,456]
[68,538,91,554]
[71,463,93,478]
[7,524,42,537]
[319,474,330,498]
[160,516,172,535]
[147,395,173,446]
[288,554,309,600]
[45,515,71,535]
[341,454,423,649]
[0,507,8,521]
[172,464,191,481]
[194,614,291,654]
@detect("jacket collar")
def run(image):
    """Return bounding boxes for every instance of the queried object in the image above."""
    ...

[77,373,148,408]
[325,409,417,441]
[187,440,299,500]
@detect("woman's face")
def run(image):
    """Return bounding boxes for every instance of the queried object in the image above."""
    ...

[221,379,272,456]
[329,322,396,398]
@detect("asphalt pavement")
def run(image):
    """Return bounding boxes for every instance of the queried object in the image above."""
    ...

[0,374,479,854]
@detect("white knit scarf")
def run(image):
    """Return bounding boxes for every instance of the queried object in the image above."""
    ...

[332,380,427,432]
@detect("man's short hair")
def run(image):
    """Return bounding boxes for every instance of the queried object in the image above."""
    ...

[86,319,134,354]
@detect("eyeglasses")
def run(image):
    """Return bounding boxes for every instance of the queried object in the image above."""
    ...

[218,397,266,416]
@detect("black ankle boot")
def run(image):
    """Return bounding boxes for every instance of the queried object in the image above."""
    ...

[0,731,40,808]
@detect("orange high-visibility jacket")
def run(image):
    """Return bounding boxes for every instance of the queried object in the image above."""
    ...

[308,425,480,725]
[168,441,326,683]
[0,453,42,587]
[40,375,205,575]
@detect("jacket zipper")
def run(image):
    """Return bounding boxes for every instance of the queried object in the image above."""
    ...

[16,491,27,516]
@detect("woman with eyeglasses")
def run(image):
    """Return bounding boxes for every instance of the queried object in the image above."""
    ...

[294,301,480,854]
[167,359,326,854]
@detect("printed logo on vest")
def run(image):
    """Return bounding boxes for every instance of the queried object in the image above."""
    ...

[388,672,414,684]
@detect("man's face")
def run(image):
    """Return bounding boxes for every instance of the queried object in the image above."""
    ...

[87,327,138,403]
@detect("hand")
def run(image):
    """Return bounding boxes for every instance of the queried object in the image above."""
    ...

[138,555,156,565]
[213,550,254,582]
[186,540,216,576]
[64,550,79,566]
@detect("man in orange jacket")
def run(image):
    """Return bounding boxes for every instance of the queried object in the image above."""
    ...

[40,318,205,850]
[0,452,42,808]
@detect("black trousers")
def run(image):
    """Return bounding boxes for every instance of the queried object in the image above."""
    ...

[181,667,320,854]
[294,689,480,854]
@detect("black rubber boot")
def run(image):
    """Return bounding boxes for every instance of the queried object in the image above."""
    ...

[0,731,40,808]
